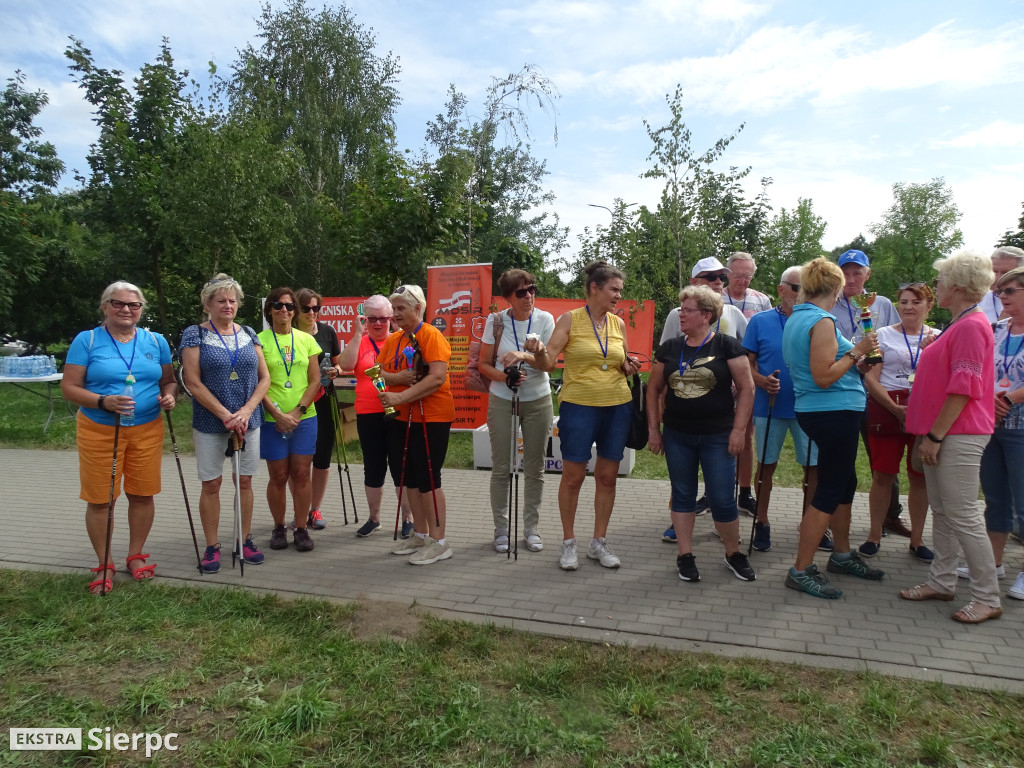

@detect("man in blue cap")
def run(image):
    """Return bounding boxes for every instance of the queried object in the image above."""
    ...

[829,248,911,538]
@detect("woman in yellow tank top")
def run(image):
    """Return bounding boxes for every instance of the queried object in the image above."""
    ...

[527,261,642,571]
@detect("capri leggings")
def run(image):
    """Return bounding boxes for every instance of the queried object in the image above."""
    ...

[796,409,861,514]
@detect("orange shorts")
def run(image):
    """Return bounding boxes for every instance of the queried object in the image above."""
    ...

[76,412,164,504]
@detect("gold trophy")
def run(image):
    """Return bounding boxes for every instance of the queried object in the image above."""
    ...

[850,293,883,365]
[364,364,397,417]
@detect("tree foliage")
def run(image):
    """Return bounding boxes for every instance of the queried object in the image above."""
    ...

[760,197,827,290]
[998,202,1024,249]
[1,71,64,198]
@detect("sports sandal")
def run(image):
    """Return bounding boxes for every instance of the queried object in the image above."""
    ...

[88,565,115,595]
[951,601,1003,624]
[125,553,156,581]
[899,583,954,602]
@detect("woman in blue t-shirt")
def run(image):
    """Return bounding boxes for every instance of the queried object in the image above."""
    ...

[180,274,271,574]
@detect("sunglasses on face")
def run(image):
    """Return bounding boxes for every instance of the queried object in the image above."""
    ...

[697,272,729,283]
[998,287,1021,298]
[300,305,321,313]
[781,281,800,291]
[365,316,391,324]
[271,301,295,311]
[514,285,538,299]
[109,299,143,310]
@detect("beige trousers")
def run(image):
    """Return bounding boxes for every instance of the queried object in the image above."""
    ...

[488,394,554,536]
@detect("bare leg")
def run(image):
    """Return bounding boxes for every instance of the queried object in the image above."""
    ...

[795,506,833,571]
[716,518,742,554]
[310,466,329,512]
[199,477,223,547]
[907,472,928,549]
[86,501,116,568]
[288,455,314,529]
[266,458,290,526]
[739,419,754,488]
[830,502,853,553]
[866,471,896,546]
[239,475,254,539]
[989,531,1009,567]
[672,511,696,554]
[592,457,619,539]
[755,463,778,523]
[558,460,587,540]
[125,493,155,558]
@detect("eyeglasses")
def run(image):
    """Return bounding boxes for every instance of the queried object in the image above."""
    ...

[300,305,321,313]
[109,299,143,311]
[731,273,754,282]
[365,316,391,324]
[998,287,1021,298]
[781,282,800,291]
[271,301,295,311]
[514,285,537,299]
[899,282,926,290]
[697,272,729,283]
[679,306,707,315]
[931,277,942,288]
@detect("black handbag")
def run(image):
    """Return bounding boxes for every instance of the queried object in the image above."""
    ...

[625,373,648,450]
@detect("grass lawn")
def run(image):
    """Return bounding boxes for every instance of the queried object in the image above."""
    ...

[2,570,1022,768]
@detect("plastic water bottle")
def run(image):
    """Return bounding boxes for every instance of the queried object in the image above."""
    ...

[273,402,290,439]
[121,381,136,425]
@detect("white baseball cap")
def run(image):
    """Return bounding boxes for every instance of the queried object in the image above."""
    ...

[691,257,731,279]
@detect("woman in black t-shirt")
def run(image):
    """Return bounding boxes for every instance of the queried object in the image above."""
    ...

[647,285,755,584]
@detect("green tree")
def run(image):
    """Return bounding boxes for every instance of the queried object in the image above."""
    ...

[998,202,1024,249]
[760,197,827,291]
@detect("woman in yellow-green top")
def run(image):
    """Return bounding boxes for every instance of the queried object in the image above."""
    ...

[527,261,643,571]
[258,287,322,553]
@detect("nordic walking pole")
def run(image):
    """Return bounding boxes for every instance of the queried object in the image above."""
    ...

[329,385,359,524]
[326,385,351,525]
[100,414,121,596]
[166,410,203,574]
[749,371,779,556]
[228,431,245,576]
[507,364,524,561]
[419,400,441,528]
[393,407,414,540]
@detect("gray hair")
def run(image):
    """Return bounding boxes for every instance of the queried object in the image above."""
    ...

[99,281,146,313]
[200,273,244,315]
[996,265,1024,291]
[726,251,757,272]
[780,265,802,285]
[363,294,392,316]
[389,284,427,319]
[992,246,1024,266]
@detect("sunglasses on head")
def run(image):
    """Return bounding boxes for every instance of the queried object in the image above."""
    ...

[300,304,321,313]
[514,285,537,299]
[271,301,295,311]
[899,281,926,290]
[698,272,729,283]
[109,299,143,310]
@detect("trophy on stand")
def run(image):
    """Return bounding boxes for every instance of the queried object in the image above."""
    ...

[850,293,883,365]
[364,364,397,417]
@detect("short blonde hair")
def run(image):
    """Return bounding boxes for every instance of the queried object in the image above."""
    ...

[800,258,844,301]
[934,250,994,303]
[99,281,146,313]
[678,284,723,324]
[200,274,244,315]
[389,284,426,319]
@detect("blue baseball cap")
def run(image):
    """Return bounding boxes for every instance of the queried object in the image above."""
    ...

[838,249,869,268]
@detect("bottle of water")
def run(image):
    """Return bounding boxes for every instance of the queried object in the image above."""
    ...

[273,402,290,439]
[121,381,136,425]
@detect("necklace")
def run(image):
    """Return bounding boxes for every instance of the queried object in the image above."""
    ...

[585,306,610,370]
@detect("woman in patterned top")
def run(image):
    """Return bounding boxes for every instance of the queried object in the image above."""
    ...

[180,274,271,573]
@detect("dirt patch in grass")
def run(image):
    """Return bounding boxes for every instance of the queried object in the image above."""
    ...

[345,599,424,641]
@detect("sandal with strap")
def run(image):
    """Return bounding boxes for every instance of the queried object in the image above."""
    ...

[952,601,1002,624]
[899,583,955,602]
[88,565,115,595]
[125,553,156,581]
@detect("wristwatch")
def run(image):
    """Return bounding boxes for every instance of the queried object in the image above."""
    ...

[297,404,308,415]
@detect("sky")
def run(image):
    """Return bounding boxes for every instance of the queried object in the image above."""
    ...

[5,0,1024,261]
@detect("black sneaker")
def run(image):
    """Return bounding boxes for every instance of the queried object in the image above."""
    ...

[738,494,757,518]
[827,551,884,580]
[677,553,700,582]
[817,529,834,552]
[293,527,315,552]
[356,520,381,538]
[269,525,288,550]
[695,494,711,516]
[724,551,756,581]
[752,521,772,552]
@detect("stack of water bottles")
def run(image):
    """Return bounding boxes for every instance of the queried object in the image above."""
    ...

[0,355,59,377]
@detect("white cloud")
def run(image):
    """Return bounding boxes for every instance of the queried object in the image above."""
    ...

[935,120,1024,149]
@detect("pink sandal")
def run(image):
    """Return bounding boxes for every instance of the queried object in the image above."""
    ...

[88,565,115,595]
[125,553,156,581]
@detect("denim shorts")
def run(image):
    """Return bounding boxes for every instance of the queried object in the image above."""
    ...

[260,417,317,461]
[557,401,632,463]
[662,426,738,523]
[980,427,1024,534]
[753,416,817,466]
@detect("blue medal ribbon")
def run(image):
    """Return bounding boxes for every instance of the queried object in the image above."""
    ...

[104,326,138,384]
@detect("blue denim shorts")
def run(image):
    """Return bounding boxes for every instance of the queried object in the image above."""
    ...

[753,416,817,466]
[557,401,632,463]
[260,417,317,461]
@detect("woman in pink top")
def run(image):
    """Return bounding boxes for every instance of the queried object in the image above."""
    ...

[899,251,1002,624]
[336,295,413,539]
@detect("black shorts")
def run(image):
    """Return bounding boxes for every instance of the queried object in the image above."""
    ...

[387,419,451,493]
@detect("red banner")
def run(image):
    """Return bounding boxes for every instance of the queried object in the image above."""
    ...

[317,296,368,351]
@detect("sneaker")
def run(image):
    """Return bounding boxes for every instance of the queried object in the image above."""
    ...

[293,527,315,552]
[786,564,842,599]
[356,520,381,538]
[269,525,289,550]
[662,525,677,543]
[525,532,544,552]
[409,539,453,565]
[1008,572,1024,600]
[957,564,1006,580]
[494,534,509,553]
[817,530,834,552]
[695,494,711,516]
[201,544,221,573]
[401,520,414,539]
[858,541,881,558]
[242,536,264,565]
[308,508,327,530]
[393,535,428,556]
[827,552,884,580]
[738,494,757,518]
[676,553,700,582]
[908,544,934,563]
[752,521,772,552]
[587,537,621,568]
[559,539,579,571]
[724,551,756,581]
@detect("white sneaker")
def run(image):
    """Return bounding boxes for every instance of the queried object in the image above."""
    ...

[526,533,544,552]
[559,539,578,571]
[393,535,428,556]
[1008,572,1024,600]
[587,537,621,568]
[956,563,1005,580]
[409,540,453,565]
[494,534,509,553]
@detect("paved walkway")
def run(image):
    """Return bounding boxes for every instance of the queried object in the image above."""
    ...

[2,447,1022,693]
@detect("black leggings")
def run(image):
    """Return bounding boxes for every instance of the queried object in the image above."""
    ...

[796,410,860,514]
[357,412,391,488]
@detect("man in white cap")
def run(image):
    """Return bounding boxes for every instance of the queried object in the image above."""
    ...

[659,257,751,542]
[830,248,909,539]
[982,246,1024,323]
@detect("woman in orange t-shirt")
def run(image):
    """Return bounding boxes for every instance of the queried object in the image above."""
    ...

[376,284,455,566]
